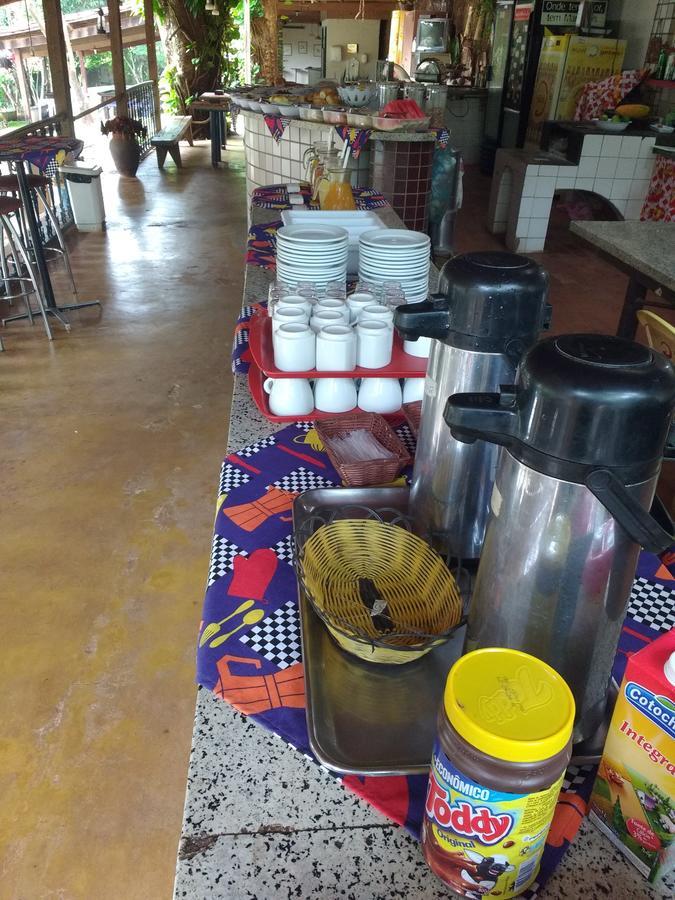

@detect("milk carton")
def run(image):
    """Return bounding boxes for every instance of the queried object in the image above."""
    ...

[589,629,675,886]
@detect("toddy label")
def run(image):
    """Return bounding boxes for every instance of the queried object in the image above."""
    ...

[422,742,563,898]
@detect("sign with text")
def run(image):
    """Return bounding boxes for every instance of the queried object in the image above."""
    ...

[540,0,608,27]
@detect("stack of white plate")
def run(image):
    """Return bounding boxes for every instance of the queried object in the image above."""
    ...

[358,229,431,303]
[276,225,349,289]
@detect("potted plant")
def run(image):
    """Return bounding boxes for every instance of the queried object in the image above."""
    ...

[100,115,147,177]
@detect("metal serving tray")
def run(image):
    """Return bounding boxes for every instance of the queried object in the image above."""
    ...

[293,486,465,775]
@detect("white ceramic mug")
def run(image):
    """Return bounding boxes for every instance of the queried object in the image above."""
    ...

[361,303,394,327]
[309,309,345,333]
[403,378,425,403]
[356,319,393,369]
[276,294,313,317]
[403,336,432,359]
[271,306,308,333]
[357,377,402,414]
[347,291,376,324]
[316,297,350,323]
[264,377,314,416]
[314,378,357,413]
[273,322,316,372]
[316,324,357,372]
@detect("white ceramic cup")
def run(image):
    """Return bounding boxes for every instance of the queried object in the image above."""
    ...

[356,319,393,369]
[276,294,313,317]
[316,298,350,323]
[264,377,314,416]
[403,336,432,359]
[403,378,425,403]
[357,378,402,414]
[273,322,316,372]
[361,303,394,327]
[271,306,308,333]
[314,378,357,413]
[309,309,345,333]
[347,291,376,324]
[316,324,357,372]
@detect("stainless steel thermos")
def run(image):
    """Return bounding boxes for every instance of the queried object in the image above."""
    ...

[444,334,675,741]
[394,251,551,559]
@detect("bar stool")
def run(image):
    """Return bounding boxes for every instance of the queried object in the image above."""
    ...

[0,195,52,339]
[0,173,77,297]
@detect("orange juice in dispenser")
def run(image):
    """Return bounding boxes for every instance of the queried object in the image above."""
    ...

[589,629,675,886]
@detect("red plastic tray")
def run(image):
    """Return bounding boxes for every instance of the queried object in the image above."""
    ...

[248,362,404,423]
[249,311,427,379]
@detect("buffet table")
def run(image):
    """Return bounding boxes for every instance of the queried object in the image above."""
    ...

[173,201,671,899]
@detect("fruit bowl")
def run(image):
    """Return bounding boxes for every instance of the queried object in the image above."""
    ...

[596,119,630,132]
[338,84,376,108]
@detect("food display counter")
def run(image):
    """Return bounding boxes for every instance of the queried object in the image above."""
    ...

[240,110,438,231]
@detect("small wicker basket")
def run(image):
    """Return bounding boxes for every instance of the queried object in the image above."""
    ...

[402,401,422,438]
[314,413,411,487]
[298,518,462,664]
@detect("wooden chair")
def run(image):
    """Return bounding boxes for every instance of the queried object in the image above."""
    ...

[636,310,675,361]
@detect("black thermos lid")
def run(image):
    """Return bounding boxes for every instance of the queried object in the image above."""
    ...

[445,333,675,480]
[394,251,551,354]
[518,334,675,470]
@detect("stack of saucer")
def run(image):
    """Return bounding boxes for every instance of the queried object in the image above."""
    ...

[276,225,349,289]
[358,229,431,303]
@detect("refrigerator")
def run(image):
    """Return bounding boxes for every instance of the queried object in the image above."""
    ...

[526,34,626,144]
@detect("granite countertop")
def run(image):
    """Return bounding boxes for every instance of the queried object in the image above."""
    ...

[570,221,675,293]
[174,206,668,899]
[550,120,659,138]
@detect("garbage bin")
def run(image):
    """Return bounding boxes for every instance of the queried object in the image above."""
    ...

[59,162,105,232]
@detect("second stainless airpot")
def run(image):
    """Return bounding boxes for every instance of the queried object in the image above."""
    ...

[444,333,675,741]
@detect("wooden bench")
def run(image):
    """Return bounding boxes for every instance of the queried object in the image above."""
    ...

[151,116,194,169]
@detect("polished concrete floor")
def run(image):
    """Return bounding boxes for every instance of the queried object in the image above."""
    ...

[1,142,247,898]
[1,140,670,899]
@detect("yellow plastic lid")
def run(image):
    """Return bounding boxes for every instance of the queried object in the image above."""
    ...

[444,648,575,763]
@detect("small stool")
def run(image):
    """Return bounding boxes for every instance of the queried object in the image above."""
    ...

[0,173,77,297]
[0,195,52,339]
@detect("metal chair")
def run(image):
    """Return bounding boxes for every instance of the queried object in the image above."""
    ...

[0,172,77,297]
[0,195,52,339]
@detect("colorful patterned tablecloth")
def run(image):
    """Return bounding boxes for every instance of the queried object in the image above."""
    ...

[0,134,83,171]
[251,183,388,211]
[196,421,675,898]
[641,153,675,223]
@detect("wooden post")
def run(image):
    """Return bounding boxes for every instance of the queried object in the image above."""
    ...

[107,0,127,116]
[42,0,74,134]
[243,0,252,85]
[143,0,161,130]
[77,49,88,92]
[14,49,32,121]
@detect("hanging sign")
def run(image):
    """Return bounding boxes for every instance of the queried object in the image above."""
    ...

[540,0,608,27]
[540,1,579,26]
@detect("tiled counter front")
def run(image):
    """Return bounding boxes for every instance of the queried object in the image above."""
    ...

[488,133,658,254]
[370,139,434,231]
[241,110,439,230]
[241,111,370,199]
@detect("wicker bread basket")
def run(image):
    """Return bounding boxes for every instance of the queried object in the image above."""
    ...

[297,518,462,664]
[314,413,411,487]
[402,401,422,439]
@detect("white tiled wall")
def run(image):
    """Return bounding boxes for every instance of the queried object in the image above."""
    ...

[241,112,371,214]
[488,134,657,254]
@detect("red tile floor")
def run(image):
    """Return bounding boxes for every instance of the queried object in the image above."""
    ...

[450,166,675,511]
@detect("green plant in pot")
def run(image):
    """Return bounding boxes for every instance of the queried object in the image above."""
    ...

[101,116,147,177]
